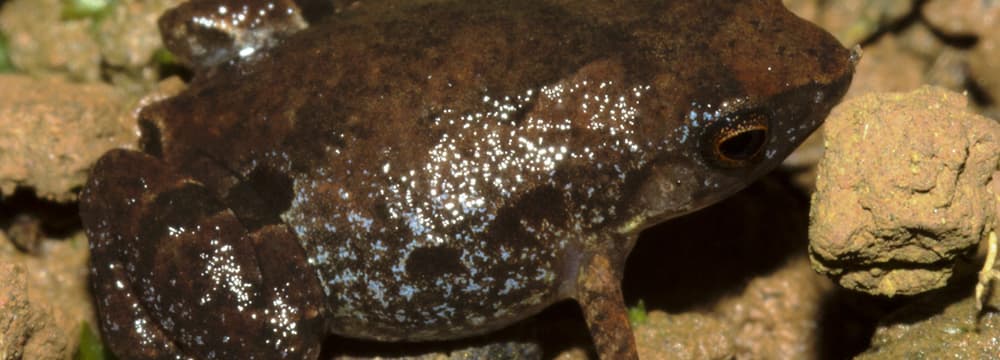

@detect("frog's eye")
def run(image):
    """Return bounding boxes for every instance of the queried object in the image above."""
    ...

[704,110,770,168]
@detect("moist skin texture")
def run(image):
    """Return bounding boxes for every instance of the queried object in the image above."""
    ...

[79,0,855,358]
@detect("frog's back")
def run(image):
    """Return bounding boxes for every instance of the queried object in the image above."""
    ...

[144,0,624,177]
[142,0,847,181]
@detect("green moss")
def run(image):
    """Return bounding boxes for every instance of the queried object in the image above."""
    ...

[151,47,193,79]
[61,0,115,21]
[75,322,116,360]
[0,32,13,72]
[151,47,179,67]
[627,299,648,326]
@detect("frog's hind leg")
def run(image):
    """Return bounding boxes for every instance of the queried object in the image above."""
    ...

[80,149,327,359]
[575,253,639,360]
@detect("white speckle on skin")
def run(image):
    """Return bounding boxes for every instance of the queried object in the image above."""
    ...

[277,76,673,337]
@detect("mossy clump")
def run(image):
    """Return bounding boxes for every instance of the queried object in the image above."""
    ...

[75,322,116,360]
[61,0,115,21]
[628,299,648,325]
[0,32,13,72]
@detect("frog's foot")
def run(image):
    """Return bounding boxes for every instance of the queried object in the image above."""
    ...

[158,0,307,70]
[976,232,1000,313]
[80,149,327,359]
[575,254,639,360]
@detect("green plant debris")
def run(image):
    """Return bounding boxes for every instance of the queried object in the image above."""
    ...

[152,47,179,67]
[152,47,193,80]
[75,321,115,360]
[627,299,648,326]
[0,32,13,72]
[61,0,115,21]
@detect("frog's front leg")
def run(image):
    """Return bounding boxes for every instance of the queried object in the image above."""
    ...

[576,252,639,359]
[80,150,327,359]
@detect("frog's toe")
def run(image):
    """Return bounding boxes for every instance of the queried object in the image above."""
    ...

[158,0,307,69]
[82,149,186,358]
[81,149,326,359]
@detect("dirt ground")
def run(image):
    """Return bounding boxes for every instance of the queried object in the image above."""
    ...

[0,0,998,359]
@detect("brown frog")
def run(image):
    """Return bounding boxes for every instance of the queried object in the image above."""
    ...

[79,0,855,358]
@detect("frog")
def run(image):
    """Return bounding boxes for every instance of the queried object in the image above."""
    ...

[78,0,856,358]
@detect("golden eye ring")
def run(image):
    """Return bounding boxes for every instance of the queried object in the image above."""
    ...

[704,111,770,168]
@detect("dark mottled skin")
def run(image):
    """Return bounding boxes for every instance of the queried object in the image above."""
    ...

[79,0,855,358]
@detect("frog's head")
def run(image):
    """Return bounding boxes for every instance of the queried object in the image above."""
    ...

[631,0,856,222]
